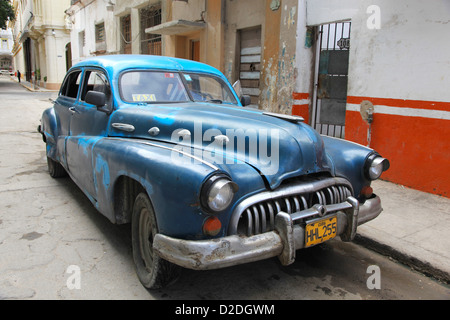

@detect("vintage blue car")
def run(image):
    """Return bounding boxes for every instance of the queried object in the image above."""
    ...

[39,55,389,289]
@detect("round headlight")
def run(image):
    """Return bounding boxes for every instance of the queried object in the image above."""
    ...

[365,154,390,180]
[201,175,238,213]
[368,157,384,180]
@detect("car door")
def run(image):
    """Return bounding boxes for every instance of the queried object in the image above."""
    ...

[66,68,113,200]
[53,69,83,168]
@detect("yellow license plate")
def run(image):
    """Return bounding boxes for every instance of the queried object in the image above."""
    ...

[305,216,337,247]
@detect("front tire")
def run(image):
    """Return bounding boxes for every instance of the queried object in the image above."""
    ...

[131,193,180,289]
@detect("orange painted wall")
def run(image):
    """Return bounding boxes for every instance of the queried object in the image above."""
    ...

[345,96,450,198]
[292,92,310,124]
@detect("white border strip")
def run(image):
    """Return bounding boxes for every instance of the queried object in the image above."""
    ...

[347,103,450,120]
[293,99,310,106]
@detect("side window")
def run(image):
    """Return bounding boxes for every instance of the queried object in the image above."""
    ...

[60,71,82,99]
[81,70,112,107]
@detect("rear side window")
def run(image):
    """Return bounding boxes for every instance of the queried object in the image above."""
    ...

[81,70,112,103]
[60,70,82,99]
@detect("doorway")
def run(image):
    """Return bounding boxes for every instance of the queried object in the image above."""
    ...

[311,22,351,138]
[65,42,72,72]
[238,26,262,107]
[24,38,32,82]
[190,40,200,62]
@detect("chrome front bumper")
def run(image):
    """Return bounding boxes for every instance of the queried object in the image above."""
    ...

[153,195,383,270]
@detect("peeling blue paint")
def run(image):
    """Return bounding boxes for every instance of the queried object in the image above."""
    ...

[77,136,102,156]
[95,154,110,190]
[154,114,176,125]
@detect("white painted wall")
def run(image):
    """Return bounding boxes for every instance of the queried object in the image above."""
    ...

[296,0,450,102]
[113,0,164,55]
[69,0,117,64]
[0,28,13,55]
[294,0,313,95]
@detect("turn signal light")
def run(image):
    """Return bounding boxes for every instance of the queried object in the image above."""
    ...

[203,216,222,236]
[361,185,373,198]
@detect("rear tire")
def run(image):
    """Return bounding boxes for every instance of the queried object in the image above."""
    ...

[131,193,180,289]
[47,156,67,178]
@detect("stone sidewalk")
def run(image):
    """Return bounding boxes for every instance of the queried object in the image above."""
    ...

[356,180,450,284]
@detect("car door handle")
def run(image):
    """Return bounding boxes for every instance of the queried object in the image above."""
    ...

[69,107,78,114]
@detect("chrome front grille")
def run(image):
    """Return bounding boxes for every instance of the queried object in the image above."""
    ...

[229,177,353,236]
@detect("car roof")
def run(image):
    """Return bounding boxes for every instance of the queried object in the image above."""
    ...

[71,54,224,78]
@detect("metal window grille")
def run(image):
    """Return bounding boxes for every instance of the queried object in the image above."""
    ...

[95,23,105,43]
[140,4,162,55]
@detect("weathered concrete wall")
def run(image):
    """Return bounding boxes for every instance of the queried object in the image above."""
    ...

[68,0,118,63]
[274,0,298,114]
[163,0,223,69]
[259,0,298,113]
[294,0,450,197]
[292,0,313,123]
[204,0,225,69]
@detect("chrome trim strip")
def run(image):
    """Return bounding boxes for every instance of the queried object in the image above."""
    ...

[105,137,219,171]
[262,111,304,123]
[290,202,352,221]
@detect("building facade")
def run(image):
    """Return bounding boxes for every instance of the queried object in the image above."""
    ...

[0,27,14,73]
[66,0,298,110]
[292,0,450,197]
[12,0,71,89]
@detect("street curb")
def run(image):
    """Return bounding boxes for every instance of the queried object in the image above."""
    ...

[354,234,450,285]
[10,77,58,93]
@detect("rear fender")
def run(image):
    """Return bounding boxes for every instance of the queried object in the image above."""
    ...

[41,107,58,160]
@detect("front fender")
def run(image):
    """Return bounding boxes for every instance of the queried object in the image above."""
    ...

[322,136,373,197]
[91,138,222,239]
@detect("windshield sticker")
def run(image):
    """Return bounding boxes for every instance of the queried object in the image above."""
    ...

[165,73,174,78]
[132,94,156,102]
[184,74,192,81]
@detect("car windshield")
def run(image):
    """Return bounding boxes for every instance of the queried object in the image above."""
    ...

[182,73,238,105]
[120,71,190,103]
[119,71,238,105]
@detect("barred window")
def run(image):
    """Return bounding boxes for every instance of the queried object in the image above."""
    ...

[78,31,85,57]
[140,4,162,55]
[120,14,132,54]
[95,23,105,43]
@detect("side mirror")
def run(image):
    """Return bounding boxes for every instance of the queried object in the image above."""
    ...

[85,91,106,107]
[240,95,251,107]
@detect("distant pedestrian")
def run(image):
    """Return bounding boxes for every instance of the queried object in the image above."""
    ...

[17,70,21,83]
